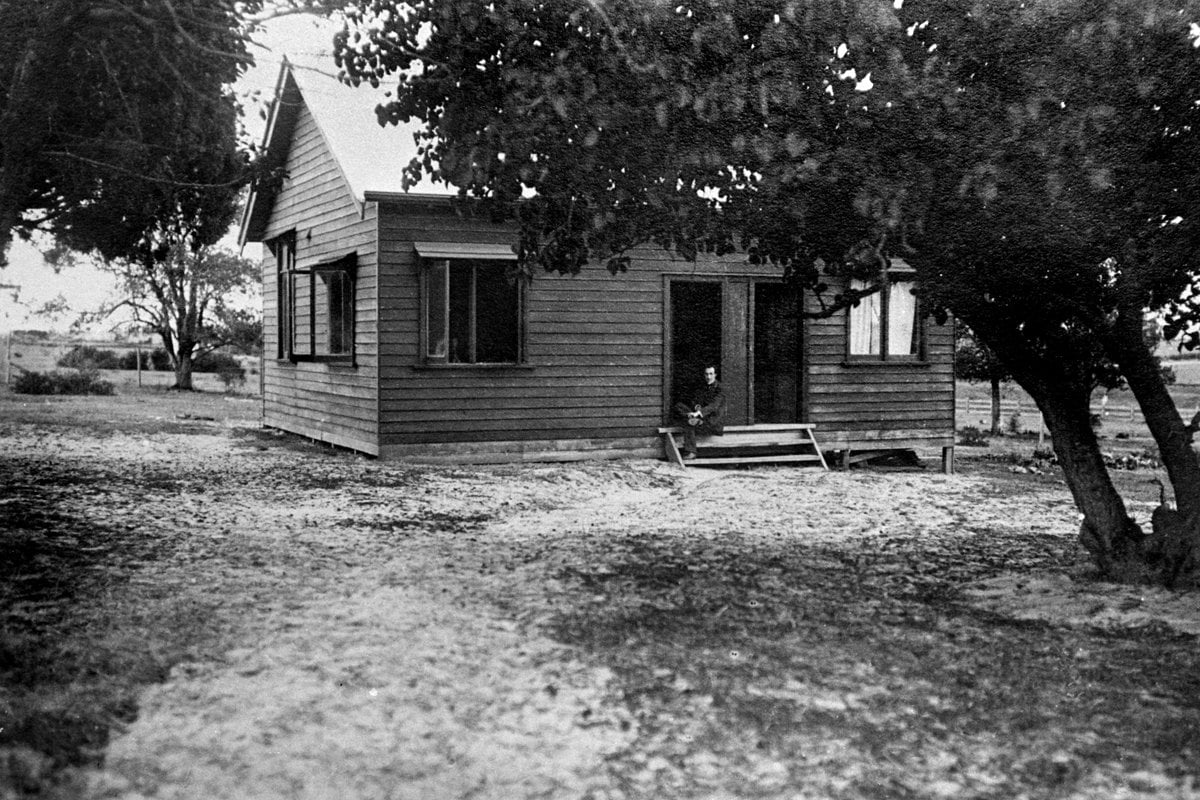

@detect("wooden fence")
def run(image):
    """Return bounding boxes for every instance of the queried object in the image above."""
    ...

[957,397,1144,425]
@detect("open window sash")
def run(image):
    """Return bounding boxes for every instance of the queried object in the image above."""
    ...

[287,253,356,363]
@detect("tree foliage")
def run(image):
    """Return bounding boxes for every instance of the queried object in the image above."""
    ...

[335,0,909,313]
[0,0,268,264]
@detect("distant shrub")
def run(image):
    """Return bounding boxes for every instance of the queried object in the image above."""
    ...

[13,369,115,395]
[1007,412,1023,435]
[117,350,153,370]
[57,345,121,370]
[100,346,248,384]
[958,425,989,447]
[192,350,241,374]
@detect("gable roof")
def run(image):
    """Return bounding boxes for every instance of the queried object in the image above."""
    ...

[239,59,454,245]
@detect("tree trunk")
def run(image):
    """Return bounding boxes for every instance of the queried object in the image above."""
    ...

[959,310,1151,582]
[174,348,194,391]
[990,377,1002,435]
[1032,384,1147,579]
[972,314,1148,581]
[1106,308,1200,585]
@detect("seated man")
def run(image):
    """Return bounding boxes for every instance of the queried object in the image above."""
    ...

[672,365,727,459]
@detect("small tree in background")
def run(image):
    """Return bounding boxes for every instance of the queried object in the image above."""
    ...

[85,247,260,391]
[955,326,1011,435]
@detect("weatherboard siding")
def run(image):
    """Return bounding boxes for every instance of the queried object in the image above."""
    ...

[372,201,954,459]
[260,101,380,455]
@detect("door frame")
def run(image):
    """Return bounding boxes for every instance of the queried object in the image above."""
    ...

[663,273,801,426]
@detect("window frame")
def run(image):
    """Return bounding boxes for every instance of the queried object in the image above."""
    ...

[419,257,525,367]
[278,248,357,365]
[845,267,925,363]
[271,231,296,361]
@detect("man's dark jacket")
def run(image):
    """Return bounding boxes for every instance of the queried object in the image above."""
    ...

[692,381,727,434]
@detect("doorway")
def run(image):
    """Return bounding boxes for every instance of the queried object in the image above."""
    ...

[666,277,800,427]
[752,283,800,423]
[669,282,722,416]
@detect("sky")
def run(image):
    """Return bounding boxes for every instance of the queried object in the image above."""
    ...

[0,14,343,337]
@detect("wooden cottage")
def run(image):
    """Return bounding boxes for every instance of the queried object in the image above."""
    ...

[240,62,956,467]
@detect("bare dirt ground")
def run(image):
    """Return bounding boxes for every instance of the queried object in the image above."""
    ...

[2,391,1200,799]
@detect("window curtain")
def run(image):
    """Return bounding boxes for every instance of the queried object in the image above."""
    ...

[849,279,881,355]
[887,280,917,356]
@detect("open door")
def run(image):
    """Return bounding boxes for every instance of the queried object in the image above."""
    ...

[752,283,800,423]
[669,281,722,417]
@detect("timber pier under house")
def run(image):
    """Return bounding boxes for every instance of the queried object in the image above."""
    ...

[239,60,956,469]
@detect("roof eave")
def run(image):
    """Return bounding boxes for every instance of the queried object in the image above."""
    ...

[239,59,294,244]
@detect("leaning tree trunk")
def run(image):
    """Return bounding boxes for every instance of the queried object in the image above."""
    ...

[1106,307,1200,585]
[990,376,1002,435]
[977,318,1149,580]
[1032,384,1147,579]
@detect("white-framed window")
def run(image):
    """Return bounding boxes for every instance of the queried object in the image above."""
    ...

[423,258,522,364]
[848,266,922,360]
[271,239,356,364]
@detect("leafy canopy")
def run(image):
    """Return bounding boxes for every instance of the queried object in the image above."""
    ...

[0,0,259,264]
[335,0,913,308]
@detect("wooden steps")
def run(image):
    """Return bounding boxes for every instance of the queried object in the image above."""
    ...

[657,423,829,469]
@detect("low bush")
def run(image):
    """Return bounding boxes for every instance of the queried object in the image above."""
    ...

[56,345,121,370]
[1032,446,1056,462]
[12,369,115,396]
[192,351,245,388]
[958,425,989,447]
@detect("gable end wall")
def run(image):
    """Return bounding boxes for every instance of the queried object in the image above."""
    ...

[260,102,380,455]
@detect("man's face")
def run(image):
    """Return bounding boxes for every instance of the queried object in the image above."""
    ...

[704,367,717,385]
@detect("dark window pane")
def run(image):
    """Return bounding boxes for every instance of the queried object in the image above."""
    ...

[474,264,519,363]
[449,262,473,363]
[321,271,352,355]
